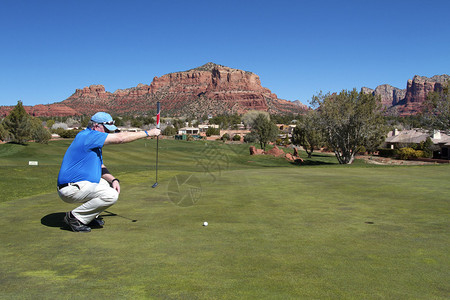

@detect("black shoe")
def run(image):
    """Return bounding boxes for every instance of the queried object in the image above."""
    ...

[64,212,91,232]
[88,217,105,228]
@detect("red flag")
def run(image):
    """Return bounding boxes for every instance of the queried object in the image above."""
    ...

[156,101,161,129]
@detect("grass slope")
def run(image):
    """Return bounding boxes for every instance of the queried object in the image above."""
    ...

[0,140,448,299]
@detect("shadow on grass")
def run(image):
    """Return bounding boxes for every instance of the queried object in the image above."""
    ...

[40,212,72,231]
[40,212,126,231]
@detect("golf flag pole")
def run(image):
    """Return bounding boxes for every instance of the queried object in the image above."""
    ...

[156,101,161,129]
[152,101,161,188]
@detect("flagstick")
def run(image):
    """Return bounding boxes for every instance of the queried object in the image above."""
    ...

[152,101,161,188]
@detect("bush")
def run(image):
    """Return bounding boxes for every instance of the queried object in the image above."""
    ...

[56,128,81,138]
[162,126,177,136]
[221,133,230,141]
[378,148,397,158]
[232,134,241,141]
[398,147,420,160]
[244,133,257,143]
[206,127,220,136]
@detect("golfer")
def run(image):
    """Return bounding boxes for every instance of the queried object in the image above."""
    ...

[57,112,160,232]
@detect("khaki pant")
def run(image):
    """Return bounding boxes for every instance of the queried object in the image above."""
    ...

[57,179,119,225]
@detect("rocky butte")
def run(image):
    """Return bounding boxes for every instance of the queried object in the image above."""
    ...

[0,64,447,118]
[0,63,308,117]
[362,74,449,115]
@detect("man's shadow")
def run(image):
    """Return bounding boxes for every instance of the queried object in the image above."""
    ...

[40,212,69,231]
[41,211,136,231]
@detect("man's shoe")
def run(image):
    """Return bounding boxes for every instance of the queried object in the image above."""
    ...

[64,212,91,232]
[88,217,105,228]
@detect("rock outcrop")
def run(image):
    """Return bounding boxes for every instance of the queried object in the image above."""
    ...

[397,75,449,115]
[28,62,308,117]
[250,145,303,162]
[362,74,448,115]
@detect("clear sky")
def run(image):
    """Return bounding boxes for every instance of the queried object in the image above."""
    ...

[1,0,449,107]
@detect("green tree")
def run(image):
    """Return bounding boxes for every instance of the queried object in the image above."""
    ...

[0,122,8,141]
[422,82,450,134]
[30,118,52,144]
[251,113,279,150]
[205,127,220,136]
[312,89,387,164]
[291,111,323,158]
[162,125,177,136]
[46,119,56,129]
[242,110,270,128]
[2,101,32,144]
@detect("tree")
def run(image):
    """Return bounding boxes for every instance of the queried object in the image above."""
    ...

[242,110,270,128]
[0,122,8,141]
[312,89,387,164]
[422,82,450,134]
[250,113,279,150]
[162,125,177,136]
[2,101,32,144]
[291,111,323,158]
[30,118,52,144]
[205,127,220,136]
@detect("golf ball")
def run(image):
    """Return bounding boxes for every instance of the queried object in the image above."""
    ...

[203,221,208,226]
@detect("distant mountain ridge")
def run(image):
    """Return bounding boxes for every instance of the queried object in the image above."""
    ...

[0,63,447,117]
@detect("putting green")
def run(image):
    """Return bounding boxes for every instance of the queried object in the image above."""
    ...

[1,164,449,299]
[0,140,448,298]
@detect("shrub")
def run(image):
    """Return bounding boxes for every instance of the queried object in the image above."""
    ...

[232,134,241,141]
[398,147,419,160]
[162,125,177,136]
[206,127,220,136]
[56,128,81,138]
[221,133,230,141]
[378,148,397,158]
[244,133,257,143]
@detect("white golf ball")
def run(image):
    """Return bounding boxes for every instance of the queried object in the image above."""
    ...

[203,221,208,226]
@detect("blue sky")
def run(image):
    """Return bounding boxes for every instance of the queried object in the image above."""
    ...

[1,0,449,107]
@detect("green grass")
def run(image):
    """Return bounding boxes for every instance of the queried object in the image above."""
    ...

[0,140,449,299]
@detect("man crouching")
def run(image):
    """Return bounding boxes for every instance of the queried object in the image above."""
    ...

[57,112,160,232]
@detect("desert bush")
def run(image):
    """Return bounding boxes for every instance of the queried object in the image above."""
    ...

[398,147,419,160]
[244,132,257,143]
[221,133,230,141]
[162,125,177,136]
[56,128,81,138]
[378,148,397,158]
[206,127,220,136]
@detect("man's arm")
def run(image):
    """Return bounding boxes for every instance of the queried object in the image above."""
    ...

[104,128,160,145]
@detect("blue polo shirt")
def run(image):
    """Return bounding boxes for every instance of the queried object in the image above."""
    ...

[57,128,108,185]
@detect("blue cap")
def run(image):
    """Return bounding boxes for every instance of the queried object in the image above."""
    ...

[91,112,118,132]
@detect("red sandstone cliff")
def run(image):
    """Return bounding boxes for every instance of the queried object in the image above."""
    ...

[362,74,448,115]
[1,64,447,118]
[396,75,449,115]
[58,62,308,117]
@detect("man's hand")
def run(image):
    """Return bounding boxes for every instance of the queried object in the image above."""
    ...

[147,128,161,136]
[112,179,120,194]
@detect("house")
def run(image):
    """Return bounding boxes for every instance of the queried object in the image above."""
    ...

[385,129,429,149]
[385,129,450,159]
[175,127,201,140]
[432,131,450,159]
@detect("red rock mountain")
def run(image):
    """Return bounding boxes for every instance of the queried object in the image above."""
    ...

[362,74,449,115]
[0,63,308,117]
[1,64,447,118]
